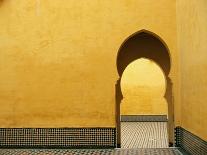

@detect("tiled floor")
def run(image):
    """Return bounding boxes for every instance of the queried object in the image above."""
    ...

[0,148,182,155]
[121,122,168,148]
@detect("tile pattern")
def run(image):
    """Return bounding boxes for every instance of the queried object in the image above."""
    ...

[175,126,207,155]
[121,115,168,122]
[121,122,168,148]
[0,148,182,155]
[0,128,116,148]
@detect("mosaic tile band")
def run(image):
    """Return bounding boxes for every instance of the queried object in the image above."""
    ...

[121,115,168,122]
[175,126,207,155]
[0,128,116,148]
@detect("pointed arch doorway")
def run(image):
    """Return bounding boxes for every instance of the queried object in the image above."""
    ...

[120,58,168,148]
[115,29,174,148]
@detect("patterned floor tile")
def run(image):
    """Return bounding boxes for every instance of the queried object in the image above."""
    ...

[121,122,168,148]
[0,148,182,155]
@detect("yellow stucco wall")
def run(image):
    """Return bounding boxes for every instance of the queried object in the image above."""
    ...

[120,58,168,116]
[177,0,207,140]
[0,0,177,128]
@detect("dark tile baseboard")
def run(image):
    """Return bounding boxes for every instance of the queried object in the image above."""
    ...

[175,126,207,155]
[121,115,168,122]
[0,128,116,149]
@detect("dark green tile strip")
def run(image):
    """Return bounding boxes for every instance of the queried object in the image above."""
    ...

[0,128,116,149]
[121,115,168,122]
[175,126,207,155]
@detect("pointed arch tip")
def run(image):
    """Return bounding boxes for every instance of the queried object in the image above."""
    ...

[116,29,171,77]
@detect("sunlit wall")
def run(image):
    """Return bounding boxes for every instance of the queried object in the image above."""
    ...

[0,0,177,128]
[121,58,167,115]
[177,0,207,140]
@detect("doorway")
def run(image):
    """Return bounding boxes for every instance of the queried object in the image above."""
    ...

[120,58,168,148]
[116,29,174,148]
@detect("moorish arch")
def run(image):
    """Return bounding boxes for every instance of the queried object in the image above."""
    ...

[115,29,174,147]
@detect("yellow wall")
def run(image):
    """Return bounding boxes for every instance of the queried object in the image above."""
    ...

[177,0,207,140]
[0,0,177,128]
[120,58,168,116]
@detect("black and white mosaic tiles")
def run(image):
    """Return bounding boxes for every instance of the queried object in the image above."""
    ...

[121,122,168,148]
[0,148,182,155]
[175,126,207,155]
[121,115,168,122]
[0,128,116,148]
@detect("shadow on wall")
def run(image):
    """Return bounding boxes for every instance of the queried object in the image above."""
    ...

[0,0,4,6]
[117,30,171,76]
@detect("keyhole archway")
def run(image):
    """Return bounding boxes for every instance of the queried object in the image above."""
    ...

[115,29,174,148]
[121,58,167,117]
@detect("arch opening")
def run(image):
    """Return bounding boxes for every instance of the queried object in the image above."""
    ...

[115,29,174,148]
[120,58,168,148]
[121,58,167,116]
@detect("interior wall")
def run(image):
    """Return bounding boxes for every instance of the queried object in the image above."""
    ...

[0,0,177,128]
[177,0,207,140]
[120,58,167,116]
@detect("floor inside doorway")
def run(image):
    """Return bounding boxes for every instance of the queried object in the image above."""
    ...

[121,122,168,148]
